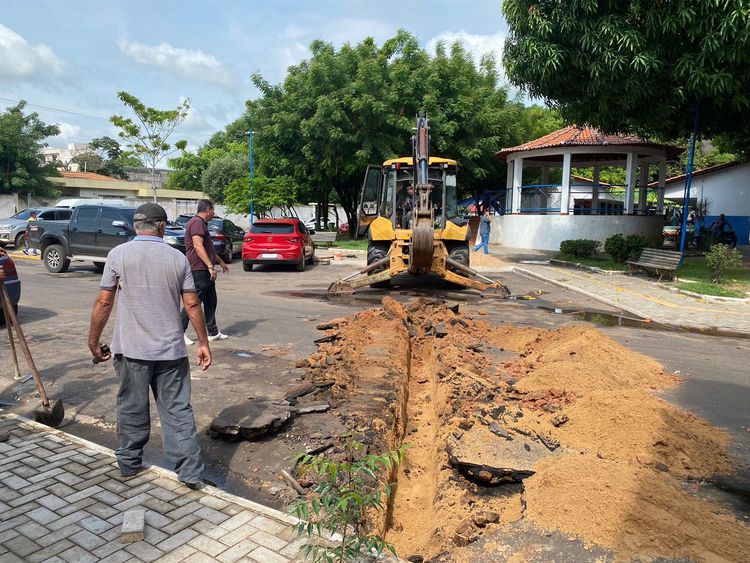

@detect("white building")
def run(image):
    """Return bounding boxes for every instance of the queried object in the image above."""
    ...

[661,161,750,245]
[40,143,93,171]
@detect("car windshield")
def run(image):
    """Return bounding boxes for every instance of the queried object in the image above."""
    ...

[11,209,38,220]
[250,223,294,234]
[208,218,223,229]
[175,215,192,226]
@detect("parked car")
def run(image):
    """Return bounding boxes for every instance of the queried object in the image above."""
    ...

[241,218,314,272]
[0,251,21,320]
[0,208,73,249]
[175,214,245,263]
[29,204,186,273]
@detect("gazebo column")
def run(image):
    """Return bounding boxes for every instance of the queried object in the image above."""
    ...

[638,163,649,214]
[512,157,523,213]
[560,153,571,214]
[657,158,666,213]
[624,152,638,214]
[591,166,600,215]
[540,166,550,210]
[505,160,514,213]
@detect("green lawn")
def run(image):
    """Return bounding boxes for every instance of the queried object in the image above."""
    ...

[330,238,369,251]
[672,257,750,298]
[556,253,627,271]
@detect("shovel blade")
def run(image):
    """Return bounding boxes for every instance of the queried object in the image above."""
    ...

[34,398,65,428]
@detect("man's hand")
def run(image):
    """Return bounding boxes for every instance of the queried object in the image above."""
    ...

[89,342,112,364]
[209,268,217,281]
[196,343,211,370]
[220,261,229,274]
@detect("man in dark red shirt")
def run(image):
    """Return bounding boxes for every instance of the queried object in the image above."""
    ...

[181,199,230,343]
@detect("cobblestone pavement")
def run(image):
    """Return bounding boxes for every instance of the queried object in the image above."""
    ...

[0,414,309,562]
[514,263,750,335]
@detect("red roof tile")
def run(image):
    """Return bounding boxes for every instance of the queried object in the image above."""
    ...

[495,125,682,160]
[60,171,121,182]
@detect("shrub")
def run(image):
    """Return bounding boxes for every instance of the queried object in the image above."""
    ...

[290,439,406,562]
[705,245,742,284]
[559,239,601,259]
[605,233,650,263]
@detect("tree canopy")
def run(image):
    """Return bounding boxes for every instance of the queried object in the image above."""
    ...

[0,101,60,199]
[502,0,750,157]
[171,30,559,230]
[111,92,190,201]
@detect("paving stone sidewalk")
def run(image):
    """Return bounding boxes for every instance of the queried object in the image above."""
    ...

[514,263,750,335]
[0,414,309,562]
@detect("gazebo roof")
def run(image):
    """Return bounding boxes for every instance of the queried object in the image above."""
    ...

[494,125,683,161]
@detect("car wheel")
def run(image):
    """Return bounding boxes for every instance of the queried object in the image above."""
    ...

[223,250,233,264]
[14,233,25,249]
[296,254,306,272]
[93,262,105,273]
[243,262,253,272]
[367,242,391,288]
[43,244,70,273]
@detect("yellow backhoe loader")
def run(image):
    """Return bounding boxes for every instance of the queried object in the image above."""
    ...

[328,115,509,296]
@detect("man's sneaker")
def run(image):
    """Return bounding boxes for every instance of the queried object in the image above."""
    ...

[184,334,194,346]
[208,332,228,341]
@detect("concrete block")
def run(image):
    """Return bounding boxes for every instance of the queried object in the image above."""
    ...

[120,508,145,543]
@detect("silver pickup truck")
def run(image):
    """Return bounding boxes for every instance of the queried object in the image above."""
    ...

[0,208,72,249]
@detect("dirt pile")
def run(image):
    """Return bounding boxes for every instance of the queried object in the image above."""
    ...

[469,251,508,269]
[297,299,744,561]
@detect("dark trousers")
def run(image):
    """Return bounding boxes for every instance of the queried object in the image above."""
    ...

[181,269,218,337]
[113,355,204,483]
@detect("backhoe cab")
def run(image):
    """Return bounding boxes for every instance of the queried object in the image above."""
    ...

[328,115,509,296]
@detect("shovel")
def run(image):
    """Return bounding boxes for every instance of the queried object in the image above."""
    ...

[0,282,65,427]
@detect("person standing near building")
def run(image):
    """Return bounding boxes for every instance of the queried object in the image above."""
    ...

[181,199,229,344]
[88,203,211,488]
[473,207,492,255]
[23,211,38,255]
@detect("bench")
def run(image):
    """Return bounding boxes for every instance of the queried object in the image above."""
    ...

[311,231,338,248]
[626,248,682,281]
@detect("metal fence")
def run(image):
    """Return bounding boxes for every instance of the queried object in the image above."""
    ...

[517,184,663,215]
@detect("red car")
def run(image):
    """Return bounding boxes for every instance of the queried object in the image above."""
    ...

[242,218,315,272]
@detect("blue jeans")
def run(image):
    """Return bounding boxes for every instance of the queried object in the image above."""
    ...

[474,233,489,254]
[114,355,204,483]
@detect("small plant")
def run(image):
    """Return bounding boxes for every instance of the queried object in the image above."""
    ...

[705,245,742,284]
[605,233,650,263]
[559,239,601,259]
[290,439,406,562]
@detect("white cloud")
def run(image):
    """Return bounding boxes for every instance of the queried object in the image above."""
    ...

[117,39,233,86]
[51,122,82,144]
[426,30,505,70]
[0,24,66,80]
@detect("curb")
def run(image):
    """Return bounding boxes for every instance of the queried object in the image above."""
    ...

[0,412,299,526]
[668,286,750,304]
[548,258,620,275]
[511,266,749,339]
[6,251,41,261]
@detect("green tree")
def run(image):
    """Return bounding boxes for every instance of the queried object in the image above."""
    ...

[88,136,139,179]
[111,92,189,201]
[502,0,750,158]
[201,153,246,204]
[224,174,297,217]
[0,101,61,203]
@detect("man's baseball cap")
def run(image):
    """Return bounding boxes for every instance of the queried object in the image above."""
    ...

[134,203,168,222]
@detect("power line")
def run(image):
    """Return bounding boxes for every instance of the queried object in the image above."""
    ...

[0,96,220,139]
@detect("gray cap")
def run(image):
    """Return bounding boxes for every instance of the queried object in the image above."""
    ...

[134,203,168,222]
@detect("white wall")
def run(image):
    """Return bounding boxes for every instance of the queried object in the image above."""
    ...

[663,162,750,214]
[491,214,664,251]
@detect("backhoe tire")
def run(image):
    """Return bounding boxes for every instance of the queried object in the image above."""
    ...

[367,243,391,288]
[44,244,70,273]
[448,243,470,271]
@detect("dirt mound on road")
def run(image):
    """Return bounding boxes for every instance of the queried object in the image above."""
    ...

[296,299,742,561]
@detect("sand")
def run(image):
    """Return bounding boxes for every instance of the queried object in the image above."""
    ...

[297,299,745,561]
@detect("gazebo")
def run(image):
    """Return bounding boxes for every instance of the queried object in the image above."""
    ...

[491,125,683,250]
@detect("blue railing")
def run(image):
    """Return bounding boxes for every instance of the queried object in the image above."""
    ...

[515,183,664,215]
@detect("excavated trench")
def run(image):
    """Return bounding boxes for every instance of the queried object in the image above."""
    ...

[298,298,750,562]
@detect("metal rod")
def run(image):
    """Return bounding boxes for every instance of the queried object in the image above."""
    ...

[0,283,50,407]
[445,257,497,284]
[338,255,390,282]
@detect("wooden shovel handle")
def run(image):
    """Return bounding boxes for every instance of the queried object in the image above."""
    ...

[2,290,21,379]
[0,282,50,407]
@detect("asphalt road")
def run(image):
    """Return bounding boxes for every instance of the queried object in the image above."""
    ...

[2,257,749,513]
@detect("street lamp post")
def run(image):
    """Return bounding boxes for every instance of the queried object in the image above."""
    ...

[249,130,255,225]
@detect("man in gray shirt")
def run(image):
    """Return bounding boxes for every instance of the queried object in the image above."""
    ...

[88,203,212,488]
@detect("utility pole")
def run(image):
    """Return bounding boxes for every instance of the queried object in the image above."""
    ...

[679,97,701,258]
[249,130,254,225]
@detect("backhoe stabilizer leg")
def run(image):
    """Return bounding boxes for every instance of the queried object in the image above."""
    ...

[328,263,405,295]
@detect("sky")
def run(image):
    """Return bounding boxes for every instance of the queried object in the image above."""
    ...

[0,0,509,155]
